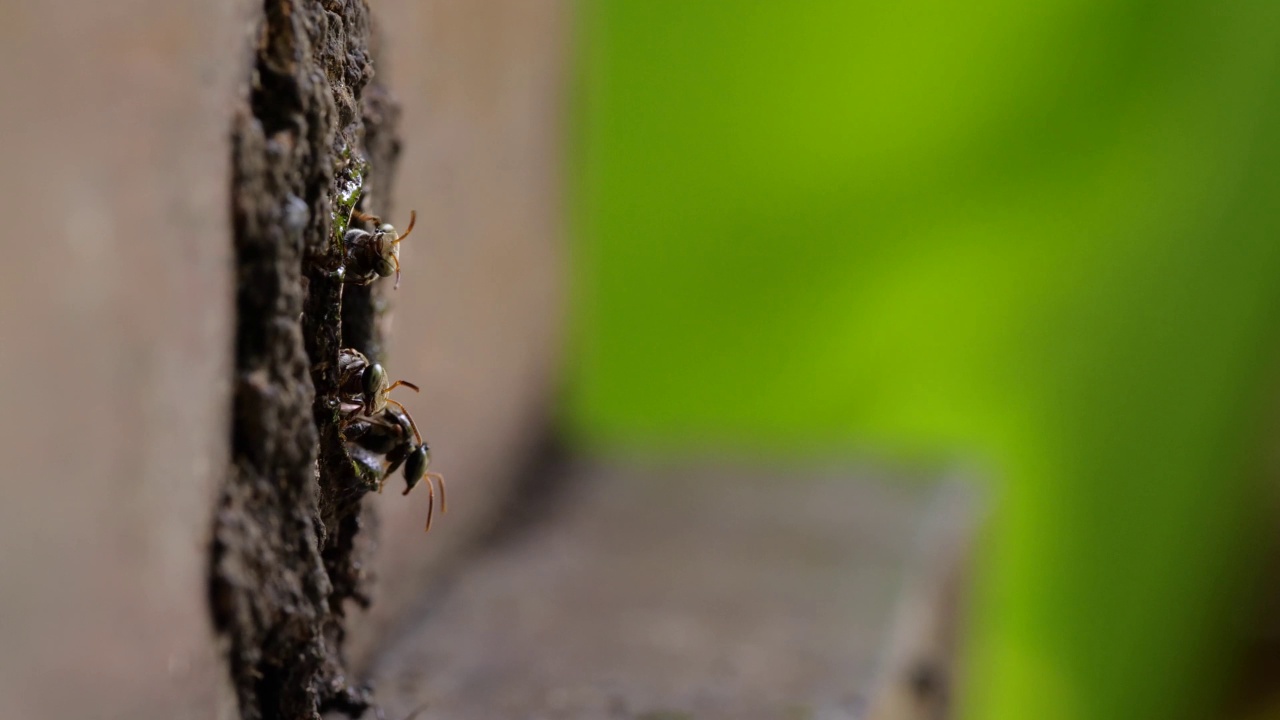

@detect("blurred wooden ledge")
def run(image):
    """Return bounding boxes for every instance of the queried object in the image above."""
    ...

[356,459,942,720]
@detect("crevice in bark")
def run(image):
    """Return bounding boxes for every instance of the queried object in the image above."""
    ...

[209,1,401,718]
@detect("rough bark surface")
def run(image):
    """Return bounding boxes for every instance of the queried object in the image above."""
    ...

[209,1,400,718]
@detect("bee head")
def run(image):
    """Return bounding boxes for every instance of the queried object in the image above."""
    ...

[374,247,398,278]
[403,443,431,490]
[362,363,389,410]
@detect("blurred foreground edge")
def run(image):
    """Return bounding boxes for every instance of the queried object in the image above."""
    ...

[865,480,980,720]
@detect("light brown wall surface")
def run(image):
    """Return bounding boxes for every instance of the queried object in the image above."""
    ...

[0,2,251,718]
[345,0,569,665]
[0,1,569,717]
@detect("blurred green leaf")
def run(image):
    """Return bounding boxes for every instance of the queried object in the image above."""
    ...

[569,2,1280,718]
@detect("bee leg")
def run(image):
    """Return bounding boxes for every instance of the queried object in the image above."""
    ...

[338,400,366,416]
[351,208,381,225]
[392,253,401,290]
[385,455,407,478]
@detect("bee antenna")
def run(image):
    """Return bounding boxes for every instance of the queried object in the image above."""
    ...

[429,472,447,514]
[386,398,423,444]
[423,480,436,533]
[395,210,416,244]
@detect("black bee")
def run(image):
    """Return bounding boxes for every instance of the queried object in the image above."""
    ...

[346,404,446,532]
[335,347,420,424]
[343,209,416,288]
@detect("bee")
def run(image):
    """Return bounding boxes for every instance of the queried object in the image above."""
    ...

[335,348,420,424]
[342,209,416,289]
[346,405,448,532]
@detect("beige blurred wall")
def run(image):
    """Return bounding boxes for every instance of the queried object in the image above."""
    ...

[0,1,252,718]
[0,0,568,717]
[348,0,570,665]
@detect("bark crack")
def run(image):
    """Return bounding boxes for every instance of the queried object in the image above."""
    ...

[210,1,401,718]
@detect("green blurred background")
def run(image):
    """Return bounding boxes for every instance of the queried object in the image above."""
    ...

[566,2,1280,718]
